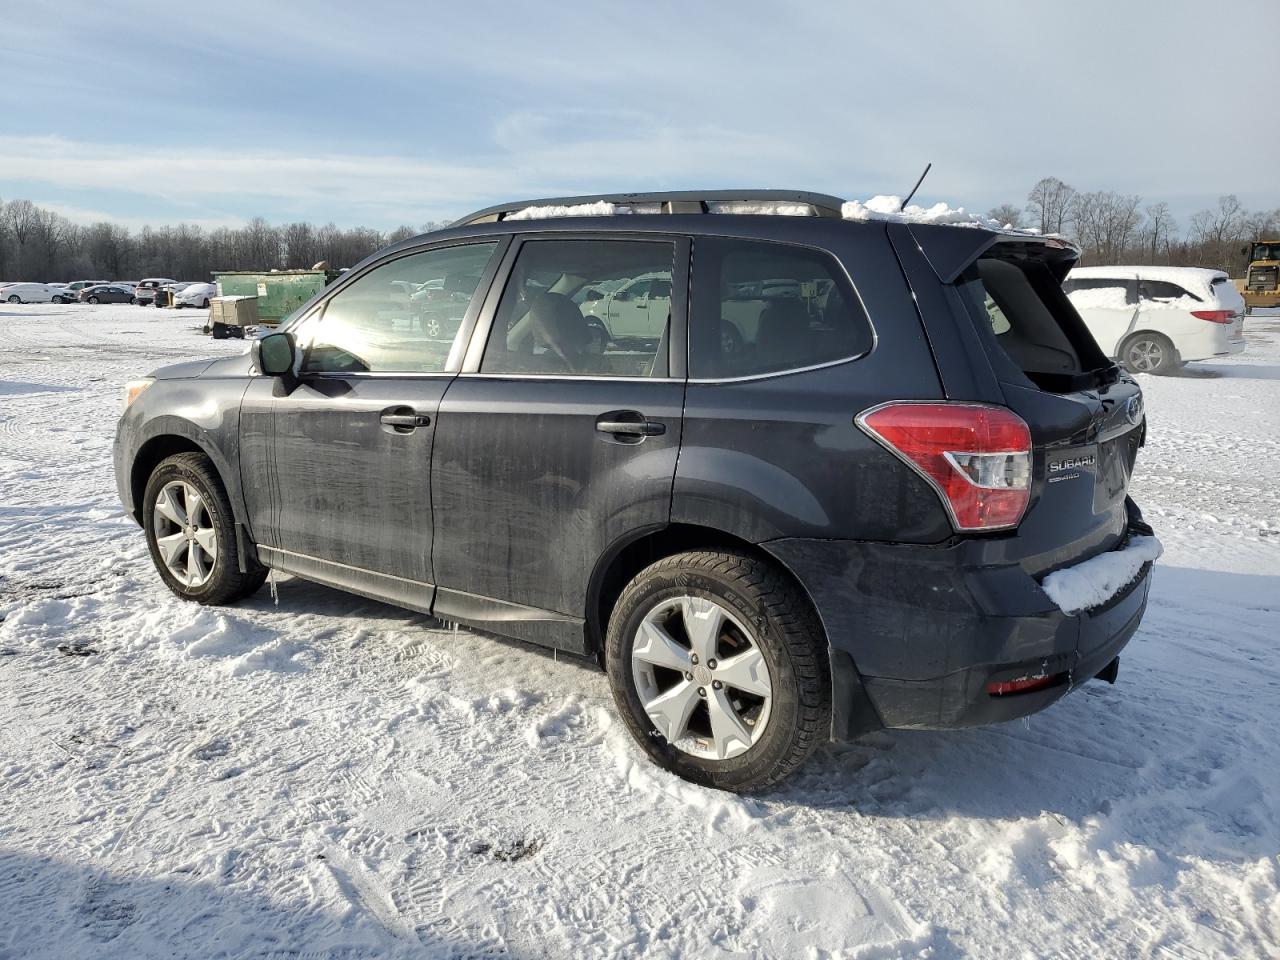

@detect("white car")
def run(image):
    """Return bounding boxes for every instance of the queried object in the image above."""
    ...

[1064,266,1246,375]
[173,282,216,308]
[0,282,57,304]
[579,272,672,339]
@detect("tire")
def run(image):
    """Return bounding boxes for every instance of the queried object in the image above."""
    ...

[88,296,100,304]
[201,298,210,309]
[605,550,830,792]
[1120,332,1181,375]
[130,297,138,305]
[142,452,267,605]
[6,295,20,303]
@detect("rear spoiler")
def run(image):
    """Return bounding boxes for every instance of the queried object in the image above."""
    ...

[906,224,1080,284]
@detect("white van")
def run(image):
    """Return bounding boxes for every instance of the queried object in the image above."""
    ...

[1064,266,1246,374]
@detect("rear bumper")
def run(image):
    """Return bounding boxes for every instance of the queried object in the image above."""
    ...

[763,515,1154,737]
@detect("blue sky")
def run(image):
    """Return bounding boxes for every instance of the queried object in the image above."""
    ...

[1,0,1275,231]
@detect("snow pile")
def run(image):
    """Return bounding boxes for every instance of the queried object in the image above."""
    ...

[505,201,624,220]
[704,201,813,216]
[1041,535,1164,614]
[841,194,1029,231]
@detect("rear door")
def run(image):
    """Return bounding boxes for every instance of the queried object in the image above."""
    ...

[429,235,688,651]
[238,240,504,606]
[956,256,1143,573]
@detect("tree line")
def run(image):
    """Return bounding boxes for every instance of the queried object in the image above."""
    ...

[0,179,1276,283]
[0,199,450,283]
[991,178,1278,275]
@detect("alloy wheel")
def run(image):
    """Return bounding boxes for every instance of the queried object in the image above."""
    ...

[152,480,218,588]
[1126,338,1163,373]
[630,595,773,760]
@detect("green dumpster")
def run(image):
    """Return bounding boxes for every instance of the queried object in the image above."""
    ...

[212,269,340,324]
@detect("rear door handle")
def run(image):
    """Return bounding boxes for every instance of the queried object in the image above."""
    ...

[380,407,431,433]
[596,413,666,438]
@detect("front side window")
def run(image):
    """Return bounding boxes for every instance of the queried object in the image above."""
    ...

[302,242,498,374]
[480,239,674,377]
[689,238,872,379]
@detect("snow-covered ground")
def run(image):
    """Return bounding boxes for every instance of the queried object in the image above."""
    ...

[1,302,1277,959]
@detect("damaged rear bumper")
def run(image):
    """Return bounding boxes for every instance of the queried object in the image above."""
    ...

[763,513,1156,738]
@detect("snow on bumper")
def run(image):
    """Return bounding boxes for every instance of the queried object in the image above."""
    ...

[1041,535,1163,615]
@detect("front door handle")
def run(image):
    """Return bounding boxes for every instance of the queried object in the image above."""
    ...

[596,412,666,438]
[380,407,430,433]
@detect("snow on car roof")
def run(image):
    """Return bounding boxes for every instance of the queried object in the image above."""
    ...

[1069,265,1229,282]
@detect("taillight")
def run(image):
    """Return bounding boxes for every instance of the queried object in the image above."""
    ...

[1190,310,1233,324]
[857,401,1032,531]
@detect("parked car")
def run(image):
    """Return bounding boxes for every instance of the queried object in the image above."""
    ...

[132,278,178,305]
[579,271,673,341]
[79,284,137,304]
[1064,266,1246,374]
[173,282,216,309]
[0,282,56,303]
[115,190,1155,791]
[53,279,112,303]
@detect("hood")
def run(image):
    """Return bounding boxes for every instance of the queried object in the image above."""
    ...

[148,352,252,380]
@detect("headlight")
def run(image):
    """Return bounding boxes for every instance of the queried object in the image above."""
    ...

[123,378,154,410]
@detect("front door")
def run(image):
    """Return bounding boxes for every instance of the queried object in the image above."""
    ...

[239,241,502,606]
[430,236,688,651]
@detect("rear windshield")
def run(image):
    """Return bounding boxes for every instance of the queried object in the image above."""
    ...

[957,258,1111,392]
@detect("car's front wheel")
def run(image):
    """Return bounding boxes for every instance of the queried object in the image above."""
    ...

[143,452,267,605]
[88,296,100,304]
[6,295,20,303]
[1120,332,1181,375]
[606,550,830,792]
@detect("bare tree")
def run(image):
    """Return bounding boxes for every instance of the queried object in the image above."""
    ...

[1026,177,1076,235]
[1188,195,1246,271]
[988,204,1023,229]
[1137,202,1176,264]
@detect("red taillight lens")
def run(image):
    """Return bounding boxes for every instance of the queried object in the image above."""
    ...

[986,673,1060,696]
[1190,310,1233,324]
[857,402,1032,531]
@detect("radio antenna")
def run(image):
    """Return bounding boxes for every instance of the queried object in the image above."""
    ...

[900,162,932,211]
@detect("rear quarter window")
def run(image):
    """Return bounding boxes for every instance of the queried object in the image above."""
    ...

[689,238,872,379]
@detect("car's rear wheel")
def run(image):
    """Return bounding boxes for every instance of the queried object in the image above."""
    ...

[143,452,267,605]
[606,550,830,792]
[88,296,100,304]
[201,298,210,309]
[1120,332,1181,375]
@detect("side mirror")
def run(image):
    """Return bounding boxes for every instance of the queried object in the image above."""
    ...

[613,290,631,302]
[584,289,603,302]
[254,331,296,377]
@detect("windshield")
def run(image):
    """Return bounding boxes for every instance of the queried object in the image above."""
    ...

[1251,243,1280,262]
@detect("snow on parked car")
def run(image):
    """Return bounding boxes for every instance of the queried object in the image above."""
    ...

[0,281,57,303]
[172,282,216,308]
[1064,266,1246,375]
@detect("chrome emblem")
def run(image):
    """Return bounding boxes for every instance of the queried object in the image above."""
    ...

[1125,395,1144,426]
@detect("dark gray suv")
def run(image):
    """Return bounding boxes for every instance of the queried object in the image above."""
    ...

[114,191,1155,791]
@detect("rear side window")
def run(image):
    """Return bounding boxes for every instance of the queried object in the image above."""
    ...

[1139,279,1200,303]
[690,238,871,379]
[480,239,674,378]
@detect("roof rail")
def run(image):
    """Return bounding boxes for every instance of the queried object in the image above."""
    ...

[451,190,847,226]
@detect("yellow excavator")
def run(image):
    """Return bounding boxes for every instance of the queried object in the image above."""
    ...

[1237,241,1280,314]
